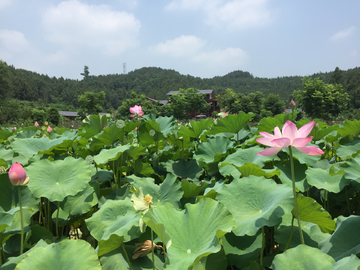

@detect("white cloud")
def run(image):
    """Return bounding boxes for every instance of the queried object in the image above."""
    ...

[0,29,29,52]
[42,0,141,55]
[193,47,248,67]
[165,0,271,30]
[0,0,12,10]
[152,35,206,57]
[330,26,356,40]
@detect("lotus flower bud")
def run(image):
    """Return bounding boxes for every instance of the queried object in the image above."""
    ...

[47,126,52,133]
[289,100,296,108]
[34,122,39,127]
[8,162,30,186]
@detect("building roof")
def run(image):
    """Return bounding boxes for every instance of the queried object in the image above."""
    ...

[58,111,79,117]
[166,89,214,96]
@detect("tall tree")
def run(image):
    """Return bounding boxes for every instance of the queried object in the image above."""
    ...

[294,77,349,120]
[77,91,105,117]
[81,66,90,79]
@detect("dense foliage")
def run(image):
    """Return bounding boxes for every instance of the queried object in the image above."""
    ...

[1,61,359,111]
[1,113,360,269]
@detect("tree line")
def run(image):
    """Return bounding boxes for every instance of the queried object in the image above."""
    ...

[0,60,360,125]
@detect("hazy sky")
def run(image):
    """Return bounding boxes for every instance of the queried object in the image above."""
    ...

[0,0,359,80]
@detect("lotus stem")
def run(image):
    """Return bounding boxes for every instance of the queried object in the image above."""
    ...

[288,146,305,245]
[260,227,265,267]
[56,201,60,239]
[94,162,100,198]
[151,228,155,270]
[18,187,24,254]
[121,243,133,270]
[345,186,351,215]
[284,216,295,252]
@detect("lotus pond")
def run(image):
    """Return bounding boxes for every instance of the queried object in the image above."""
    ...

[1,112,360,270]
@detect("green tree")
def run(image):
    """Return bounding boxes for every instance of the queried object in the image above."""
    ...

[264,94,286,115]
[329,67,345,86]
[81,66,90,79]
[294,77,349,120]
[168,88,211,120]
[77,91,105,118]
[116,91,157,119]
[47,107,60,125]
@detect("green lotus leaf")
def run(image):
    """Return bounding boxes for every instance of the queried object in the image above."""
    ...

[93,144,130,165]
[11,131,77,158]
[60,182,98,216]
[138,120,163,146]
[333,254,360,270]
[89,125,125,150]
[221,231,262,269]
[216,175,293,236]
[309,123,335,141]
[337,155,360,182]
[128,174,183,209]
[0,174,39,232]
[274,209,331,251]
[272,245,335,269]
[275,158,309,192]
[319,215,360,261]
[337,140,360,159]
[155,116,176,137]
[143,198,235,270]
[78,114,108,139]
[0,239,49,270]
[28,225,56,246]
[86,197,140,241]
[220,162,279,178]
[181,179,210,198]
[242,262,266,270]
[293,193,335,233]
[188,248,228,270]
[194,136,233,164]
[286,147,322,166]
[14,239,102,270]
[257,114,293,133]
[127,144,147,160]
[16,129,37,138]
[336,119,360,137]
[0,129,12,143]
[306,166,349,193]
[165,159,203,180]
[220,146,276,168]
[0,206,15,233]
[178,118,213,139]
[26,157,91,202]
[97,234,123,257]
[211,112,252,136]
[99,245,165,270]
[0,147,14,168]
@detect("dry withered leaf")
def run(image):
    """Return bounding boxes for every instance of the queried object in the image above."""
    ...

[132,240,157,259]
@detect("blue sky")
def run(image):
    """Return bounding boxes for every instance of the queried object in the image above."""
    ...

[0,0,359,80]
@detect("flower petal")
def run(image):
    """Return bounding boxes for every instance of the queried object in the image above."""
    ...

[298,121,315,138]
[292,137,313,147]
[257,137,277,146]
[272,137,291,148]
[257,147,282,156]
[282,121,297,143]
[295,146,324,155]
[259,132,275,139]
[274,127,282,138]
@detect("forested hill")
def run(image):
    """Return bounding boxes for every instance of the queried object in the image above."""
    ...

[1,60,359,111]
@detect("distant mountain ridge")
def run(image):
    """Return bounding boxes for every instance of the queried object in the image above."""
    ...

[1,60,359,111]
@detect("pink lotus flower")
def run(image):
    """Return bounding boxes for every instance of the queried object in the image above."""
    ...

[8,162,30,186]
[34,122,39,127]
[12,127,17,130]
[130,105,144,118]
[290,99,296,107]
[256,120,324,156]
[47,126,52,133]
